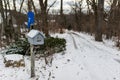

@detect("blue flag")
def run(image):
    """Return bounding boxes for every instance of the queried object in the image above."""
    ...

[27,11,35,28]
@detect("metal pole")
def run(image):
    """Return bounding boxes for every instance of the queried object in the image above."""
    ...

[30,44,35,77]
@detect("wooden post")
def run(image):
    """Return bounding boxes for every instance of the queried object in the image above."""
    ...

[27,0,35,77]
[30,44,35,77]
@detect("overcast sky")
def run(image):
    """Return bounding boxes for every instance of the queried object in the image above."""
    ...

[0,0,111,23]
[6,0,110,14]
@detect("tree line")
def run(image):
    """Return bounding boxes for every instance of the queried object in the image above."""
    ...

[0,0,120,48]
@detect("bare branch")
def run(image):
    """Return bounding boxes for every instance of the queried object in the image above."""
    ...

[19,0,24,13]
[47,0,57,13]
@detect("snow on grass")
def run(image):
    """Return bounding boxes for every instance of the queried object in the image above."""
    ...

[0,30,120,80]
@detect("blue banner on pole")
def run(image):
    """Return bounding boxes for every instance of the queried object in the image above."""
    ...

[27,11,35,28]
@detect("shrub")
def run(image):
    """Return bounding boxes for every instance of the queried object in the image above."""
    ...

[4,37,66,56]
[44,37,66,53]
[35,37,66,56]
[6,38,29,55]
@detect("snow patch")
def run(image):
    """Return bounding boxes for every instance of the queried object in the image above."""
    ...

[4,54,23,61]
[0,31,120,80]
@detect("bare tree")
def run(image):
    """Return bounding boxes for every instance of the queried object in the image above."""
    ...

[13,0,16,11]
[30,0,41,30]
[0,0,10,44]
[0,0,5,47]
[19,0,24,13]
[106,0,118,39]
[95,0,104,41]
[39,0,49,36]
[86,0,91,32]
[59,0,64,33]
[7,0,15,41]
[28,0,32,11]
[69,0,83,31]
[91,0,97,26]
[3,0,8,25]
[60,0,63,15]
[116,0,120,47]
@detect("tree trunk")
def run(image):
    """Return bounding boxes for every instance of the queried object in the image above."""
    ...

[95,0,104,41]
[86,0,91,33]
[117,1,120,47]
[60,0,63,33]
[39,0,49,36]
[0,0,9,44]
[4,0,14,44]
[60,0,63,15]
[0,0,4,46]
[106,0,118,39]
[31,0,40,30]
[7,0,15,41]
[91,0,97,33]
[13,0,16,11]
[0,0,5,36]
[3,0,8,25]
[28,0,32,11]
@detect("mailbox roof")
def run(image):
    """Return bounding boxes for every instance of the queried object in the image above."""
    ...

[27,29,45,38]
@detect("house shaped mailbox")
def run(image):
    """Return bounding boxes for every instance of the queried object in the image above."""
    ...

[27,29,45,45]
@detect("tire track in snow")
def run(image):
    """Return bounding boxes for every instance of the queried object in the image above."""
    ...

[68,32,120,80]
[70,31,120,65]
[67,32,109,80]
[70,32,97,51]
[71,32,116,55]
[71,32,102,49]
[67,32,78,49]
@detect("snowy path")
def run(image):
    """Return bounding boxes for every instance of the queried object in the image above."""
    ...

[71,32,120,60]
[0,31,120,80]
[66,31,120,80]
[67,32,78,49]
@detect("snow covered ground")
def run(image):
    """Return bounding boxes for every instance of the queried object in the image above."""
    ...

[0,30,120,80]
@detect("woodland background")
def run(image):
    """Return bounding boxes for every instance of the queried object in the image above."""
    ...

[0,0,120,48]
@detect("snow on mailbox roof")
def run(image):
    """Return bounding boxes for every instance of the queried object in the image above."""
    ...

[27,29,45,38]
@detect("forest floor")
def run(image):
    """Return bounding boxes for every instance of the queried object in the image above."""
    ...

[0,30,120,80]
